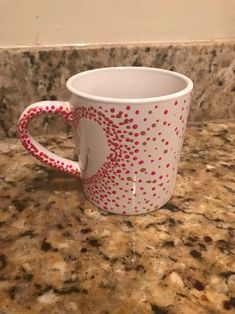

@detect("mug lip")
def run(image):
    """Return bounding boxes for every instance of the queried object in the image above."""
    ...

[66,66,193,104]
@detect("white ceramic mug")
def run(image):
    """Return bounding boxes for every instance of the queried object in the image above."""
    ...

[18,67,193,215]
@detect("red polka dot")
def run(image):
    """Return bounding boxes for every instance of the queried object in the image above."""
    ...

[159,175,163,179]
[164,110,168,115]
[20,100,184,214]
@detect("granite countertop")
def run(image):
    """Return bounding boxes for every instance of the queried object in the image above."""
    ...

[1,41,235,140]
[0,121,234,314]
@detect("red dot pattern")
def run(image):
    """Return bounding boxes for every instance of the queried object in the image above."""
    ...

[18,102,80,176]
[19,96,191,215]
[72,96,190,214]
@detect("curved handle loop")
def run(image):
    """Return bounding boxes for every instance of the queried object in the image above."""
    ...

[18,101,80,177]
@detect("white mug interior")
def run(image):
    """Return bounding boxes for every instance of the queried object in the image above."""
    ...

[67,67,193,103]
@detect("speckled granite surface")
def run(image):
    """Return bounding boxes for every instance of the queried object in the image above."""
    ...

[0,121,234,313]
[0,41,235,139]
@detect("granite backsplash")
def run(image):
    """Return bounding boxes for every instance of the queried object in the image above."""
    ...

[0,41,234,139]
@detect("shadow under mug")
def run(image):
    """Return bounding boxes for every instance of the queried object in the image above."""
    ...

[18,67,193,215]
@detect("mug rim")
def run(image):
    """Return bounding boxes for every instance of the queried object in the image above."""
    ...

[66,67,193,104]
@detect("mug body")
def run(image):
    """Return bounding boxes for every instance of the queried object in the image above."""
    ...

[67,67,193,215]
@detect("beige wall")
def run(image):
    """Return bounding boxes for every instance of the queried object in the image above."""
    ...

[0,0,234,47]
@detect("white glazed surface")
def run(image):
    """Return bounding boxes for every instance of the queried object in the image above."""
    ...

[72,95,191,215]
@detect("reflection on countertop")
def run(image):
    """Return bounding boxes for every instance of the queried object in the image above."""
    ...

[0,121,234,313]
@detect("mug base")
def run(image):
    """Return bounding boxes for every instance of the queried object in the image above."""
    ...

[83,188,173,216]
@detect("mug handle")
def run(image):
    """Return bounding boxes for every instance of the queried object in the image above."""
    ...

[18,101,80,177]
